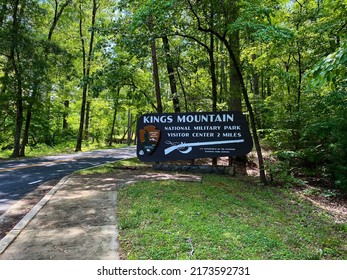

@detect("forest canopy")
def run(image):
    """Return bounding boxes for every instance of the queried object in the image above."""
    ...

[0,0,346,189]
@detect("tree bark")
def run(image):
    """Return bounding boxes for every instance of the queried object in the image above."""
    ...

[148,15,163,113]
[63,100,69,130]
[162,35,180,113]
[294,47,303,150]
[48,0,72,41]
[76,0,98,151]
[19,98,32,157]
[10,0,23,158]
[228,34,242,112]
[208,32,218,166]
[109,100,118,146]
[127,108,132,146]
[11,52,24,158]
[219,48,228,104]
[209,33,218,112]
[84,100,91,141]
[177,69,188,112]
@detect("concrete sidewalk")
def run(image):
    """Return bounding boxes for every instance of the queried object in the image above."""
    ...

[0,175,121,260]
[0,170,202,260]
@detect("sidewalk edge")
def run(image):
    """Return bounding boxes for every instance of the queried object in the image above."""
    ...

[0,175,70,254]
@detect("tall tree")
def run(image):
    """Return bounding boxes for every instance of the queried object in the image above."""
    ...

[75,0,99,151]
[147,14,163,113]
[20,0,72,156]
[187,0,267,184]
[162,35,180,112]
[9,0,24,157]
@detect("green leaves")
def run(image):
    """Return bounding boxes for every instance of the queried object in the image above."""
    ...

[310,40,347,88]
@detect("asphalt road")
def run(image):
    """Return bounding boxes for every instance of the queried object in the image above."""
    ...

[0,146,136,214]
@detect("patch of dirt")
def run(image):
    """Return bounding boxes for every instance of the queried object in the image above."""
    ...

[245,151,347,224]
[294,185,347,224]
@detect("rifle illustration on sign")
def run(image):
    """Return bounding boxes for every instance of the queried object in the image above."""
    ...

[164,139,245,155]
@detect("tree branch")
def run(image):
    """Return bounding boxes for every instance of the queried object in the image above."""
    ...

[175,32,209,51]
[130,78,158,111]
[48,0,72,41]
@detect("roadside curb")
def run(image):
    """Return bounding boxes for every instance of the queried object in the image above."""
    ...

[0,175,70,254]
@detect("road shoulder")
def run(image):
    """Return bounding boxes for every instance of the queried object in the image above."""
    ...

[0,171,201,259]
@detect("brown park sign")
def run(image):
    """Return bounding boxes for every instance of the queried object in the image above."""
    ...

[136,111,253,162]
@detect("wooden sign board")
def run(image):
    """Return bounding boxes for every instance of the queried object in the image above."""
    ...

[136,111,253,162]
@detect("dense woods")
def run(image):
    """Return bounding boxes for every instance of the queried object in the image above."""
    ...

[0,0,346,189]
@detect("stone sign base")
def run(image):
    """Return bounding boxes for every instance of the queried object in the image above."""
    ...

[152,163,235,175]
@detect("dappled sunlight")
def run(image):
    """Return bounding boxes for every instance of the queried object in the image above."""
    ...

[0,199,13,215]
[135,173,202,182]
[0,173,121,259]
[0,147,136,212]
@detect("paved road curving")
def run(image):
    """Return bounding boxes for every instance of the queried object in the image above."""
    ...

[0,147,136,215]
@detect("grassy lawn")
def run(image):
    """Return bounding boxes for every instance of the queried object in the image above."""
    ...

[0,142,128,159]
[116,170,347,260]
[73,157,346,260]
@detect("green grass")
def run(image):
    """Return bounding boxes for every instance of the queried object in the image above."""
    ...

[0,142,129,159]
[117,174,347,260]
[75,157,149,175]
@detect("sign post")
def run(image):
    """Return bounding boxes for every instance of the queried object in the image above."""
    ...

[136,111,253,162]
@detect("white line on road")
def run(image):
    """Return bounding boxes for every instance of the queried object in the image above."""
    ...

[28,180,43,185]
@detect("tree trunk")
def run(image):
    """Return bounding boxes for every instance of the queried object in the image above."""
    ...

[63,100,69,130]
[162,35,180,113]
[108,88,119,146]
[251,54,260,96]
[76,2,87,152]
[10,0,23,158]
[84,100,91,141]
[127,109,132,146]
[220,54,228,104]
[20,80,39,156]
[209,33,218,113]
[294,48,303,150]
[148,15,163,113]
[19,102,32,157]
[76,87,88,152]
[228,36,242,112]
[11,53,24,158]
[75,0,98,151]
[109,101,118,146]
[208,33,218,165]
[48,0,72,41]
[177,69,188,112]
[225,43,267,184]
